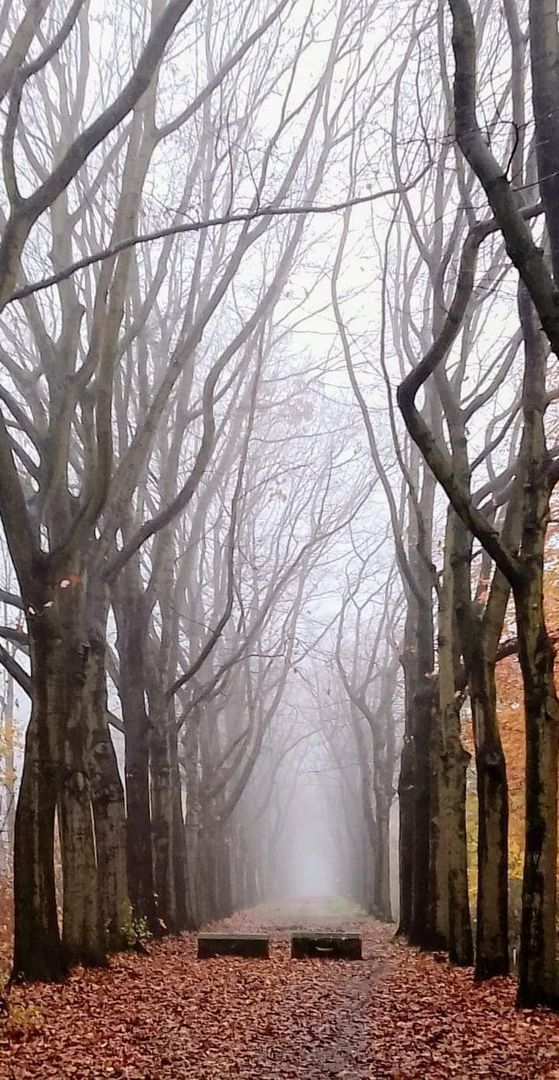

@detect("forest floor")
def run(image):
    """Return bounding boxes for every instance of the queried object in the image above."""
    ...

[1,896,559,1079]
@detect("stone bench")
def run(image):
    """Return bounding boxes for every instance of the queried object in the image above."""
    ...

[290,932,362,960]
[197,933,270,959]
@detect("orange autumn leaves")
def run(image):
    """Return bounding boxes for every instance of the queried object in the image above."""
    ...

[495,517,559,875]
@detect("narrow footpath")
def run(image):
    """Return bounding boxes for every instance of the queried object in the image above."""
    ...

[1,899,558,1079]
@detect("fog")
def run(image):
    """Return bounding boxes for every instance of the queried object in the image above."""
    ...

[2,0,556,1014]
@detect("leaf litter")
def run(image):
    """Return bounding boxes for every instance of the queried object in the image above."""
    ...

[1,901,558,1079]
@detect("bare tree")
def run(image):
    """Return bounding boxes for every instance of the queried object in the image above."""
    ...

[335,554,401,921]
[398,0,559,1007]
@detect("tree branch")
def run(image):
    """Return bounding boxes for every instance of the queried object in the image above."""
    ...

[449,0,559,355]
[398,220,522,586]
[7,172,433,306]
[0,642,30,695]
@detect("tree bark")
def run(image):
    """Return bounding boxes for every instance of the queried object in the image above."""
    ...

[12,709,64,980]
[438,510,472,964]
[150,709,177,933]
[86,632,128,951]
[397,611,416,936]
[114,577,158,930]
[514,581,559,1005]
[411,607,437,948]
[515,286,558,1007]
[469,657,509,978]
[169,708,191,929]
[56,591,105,967]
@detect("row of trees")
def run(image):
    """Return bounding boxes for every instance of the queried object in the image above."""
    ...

[342,0,559,1009]
[319,0,559,1011]
[0,0,405,982]
[1,0,559,1016]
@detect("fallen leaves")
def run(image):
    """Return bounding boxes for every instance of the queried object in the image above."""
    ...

[365,938,559,1079]
[0,900,557,1078]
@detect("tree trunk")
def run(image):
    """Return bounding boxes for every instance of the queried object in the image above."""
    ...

[54,582,105,968]
[398,627,415,936]
[122,682,157,929]
[169,713,191,929]
[58,645,104,965]
[1,671,15,872]
[373,807,392,922]
[12,710,64,981]
[410,656,435,947]
[350,704,378,915]
[59,777,104,967]
[183,729,202,928]
[444,715,473,966]
[515,285,559,1008]
[150,705,177,932]
[197,812,216,924]
[13,579,125,976]
[439,510,472,965]
[369,696,395,923]
[429,710,449,950]
[515,582,559,1006]
[86,635,128,950]
[114,582,158,930]
[470,670,509,978]
[216,825,233,918]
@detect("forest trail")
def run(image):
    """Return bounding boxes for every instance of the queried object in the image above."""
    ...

[1,899,559,1080]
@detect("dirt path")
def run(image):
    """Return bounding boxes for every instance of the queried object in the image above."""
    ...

[1,899,559,1079]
